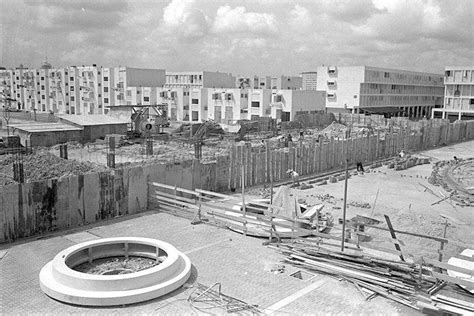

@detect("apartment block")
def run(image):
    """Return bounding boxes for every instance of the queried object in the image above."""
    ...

[301,71,318,90]
[269,89,326,121]
[206,88,250,123]
[316,66,444,118]
[271,75,302,90]
[101,67,165,111]
[0,68,14,107]
[157,87,191,121]
[165,71,235,89]
[432,66,474,120]
[204,88,325,124]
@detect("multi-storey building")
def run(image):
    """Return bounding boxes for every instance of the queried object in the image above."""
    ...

[316,66,444,118]
[301,71,318,90]
[198,88,325,124]
[271,75,302,90]
[432,66,474,120]
[253,76,272,89]
[157,87,190,121]
[165,71,235,89]
[269,89,326,121]
[0,68,14,108]
[206,88,250,123]
[101,67,165,111]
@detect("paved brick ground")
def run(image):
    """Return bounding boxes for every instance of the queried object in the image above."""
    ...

[0,211,415,315]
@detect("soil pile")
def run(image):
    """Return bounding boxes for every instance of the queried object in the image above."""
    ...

[0,151,107,186]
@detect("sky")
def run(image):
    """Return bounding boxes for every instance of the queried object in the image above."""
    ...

[0,0,473,76]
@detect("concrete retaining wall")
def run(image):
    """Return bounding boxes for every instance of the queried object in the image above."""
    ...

[2,119,474,243]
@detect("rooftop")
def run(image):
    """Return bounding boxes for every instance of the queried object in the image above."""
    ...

[57,114,129,126]
[8,122,83,133]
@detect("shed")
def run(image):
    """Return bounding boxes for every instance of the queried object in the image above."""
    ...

[57,115,129,142]
[9,123,83,147]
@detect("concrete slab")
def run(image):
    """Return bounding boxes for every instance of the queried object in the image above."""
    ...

[63,231,101,244]
[0,211,405,315]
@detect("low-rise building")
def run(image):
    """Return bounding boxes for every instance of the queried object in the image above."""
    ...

[316,66,444,118]
[432,66,474,120]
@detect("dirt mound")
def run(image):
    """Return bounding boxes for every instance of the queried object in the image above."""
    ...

[0,151,107,186]
[320,121,348,138]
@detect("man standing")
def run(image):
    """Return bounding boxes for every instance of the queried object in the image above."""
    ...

[286,169,300,186]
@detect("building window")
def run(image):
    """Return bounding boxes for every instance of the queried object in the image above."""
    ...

[104,98,109,103]
[70,86,74,91]
[104,77,109,81]
[144,96,150,102]
[192,98,199,104]
[384,72,390,78]
[191,111,199,121]
[251,101,260,107]
[103,87,108,92]
[41,95,45,99]
[41,76,44,80]
[70,77,74,81]
[70,96,75,101]
[126,90,132,97]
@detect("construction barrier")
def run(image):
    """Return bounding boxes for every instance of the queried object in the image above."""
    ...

[1,118,474,243]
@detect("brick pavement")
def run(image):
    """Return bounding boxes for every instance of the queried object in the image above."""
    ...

[0,211,414,315]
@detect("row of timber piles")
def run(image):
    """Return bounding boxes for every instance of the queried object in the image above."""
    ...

[227,119,474,190]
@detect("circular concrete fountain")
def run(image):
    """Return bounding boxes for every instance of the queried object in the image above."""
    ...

[39,237,191,306]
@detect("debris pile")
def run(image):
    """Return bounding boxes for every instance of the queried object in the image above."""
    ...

[320,122,348,138]
[272,241,473,313]
[348,201,371,209]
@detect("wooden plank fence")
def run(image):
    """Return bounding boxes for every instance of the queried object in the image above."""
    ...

[226,119,474,190]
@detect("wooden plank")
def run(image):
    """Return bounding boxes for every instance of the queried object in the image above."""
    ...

[432,294,474,311]
[154,191,197,204]
[423,259,474,277]
[431,271,474,289]
[385,215,405,261]
[154,195,198,209]
[364,224,448,243]
[150,182,198,196]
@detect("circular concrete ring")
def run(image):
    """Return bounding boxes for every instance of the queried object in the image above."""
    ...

[39,237,191,306]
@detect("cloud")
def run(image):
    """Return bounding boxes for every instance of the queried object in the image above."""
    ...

[161,0,210,39]
[0,0,472,76]
[289,4,312,31]
[212,5,277,35]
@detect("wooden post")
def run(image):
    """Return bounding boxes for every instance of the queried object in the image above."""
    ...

[438,218,449,262]
[384,214,405,262]
[241,164,246,236]
[341,145,349,252]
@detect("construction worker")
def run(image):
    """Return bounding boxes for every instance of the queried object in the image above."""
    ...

[286,169,300,186]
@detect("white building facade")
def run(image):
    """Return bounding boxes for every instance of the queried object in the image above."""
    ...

[432,66,474,120]
[165,71,235,89]
[316,66,444,118]
[301,71,318,90]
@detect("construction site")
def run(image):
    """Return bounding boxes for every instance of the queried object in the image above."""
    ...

[1,111,474,315]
